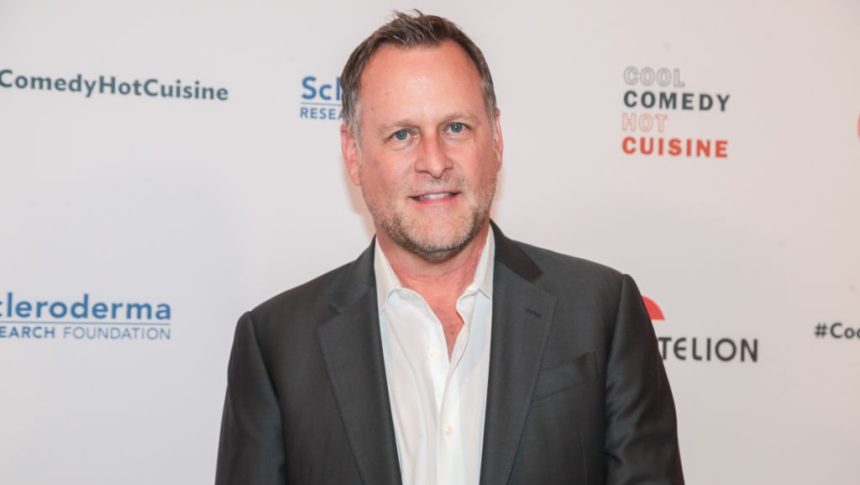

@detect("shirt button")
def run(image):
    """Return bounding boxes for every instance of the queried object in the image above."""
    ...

[443,425,453,437]
[429,350,440,360]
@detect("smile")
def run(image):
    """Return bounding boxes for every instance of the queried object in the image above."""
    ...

[411,192,459,201]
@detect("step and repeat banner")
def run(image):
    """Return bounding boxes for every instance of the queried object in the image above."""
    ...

[1,1,858,484]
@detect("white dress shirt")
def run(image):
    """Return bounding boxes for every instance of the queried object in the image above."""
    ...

[374,231,494,485]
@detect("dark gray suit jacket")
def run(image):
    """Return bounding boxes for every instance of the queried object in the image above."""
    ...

[215,226,683,484]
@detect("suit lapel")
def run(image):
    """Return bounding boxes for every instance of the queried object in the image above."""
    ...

[317,243,403,485]
[316,226,554,485]
[480,225,557,485]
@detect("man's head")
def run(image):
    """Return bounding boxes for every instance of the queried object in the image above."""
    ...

[340,11,503,263]
[340,11,497,138]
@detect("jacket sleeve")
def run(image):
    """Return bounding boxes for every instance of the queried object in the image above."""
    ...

[604,275,684,484]
[215,311,286,485]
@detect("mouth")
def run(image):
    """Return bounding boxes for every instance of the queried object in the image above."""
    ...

[410,191,460,202]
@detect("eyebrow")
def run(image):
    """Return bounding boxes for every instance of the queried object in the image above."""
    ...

[376,112,482,138]
[377,119,416,138]
[443,112,481,127]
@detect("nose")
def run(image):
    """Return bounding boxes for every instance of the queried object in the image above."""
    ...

[414,134,452,178]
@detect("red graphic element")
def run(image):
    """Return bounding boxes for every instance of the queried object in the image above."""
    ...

[621,136,728,158]
[642,296,664,321]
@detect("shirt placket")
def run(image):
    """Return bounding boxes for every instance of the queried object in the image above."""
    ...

[435,290,476,485]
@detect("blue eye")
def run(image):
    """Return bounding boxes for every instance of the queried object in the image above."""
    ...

[449,122,464,133]
[393,129,409,141]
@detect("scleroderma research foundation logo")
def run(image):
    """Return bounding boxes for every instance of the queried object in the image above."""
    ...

[299,75,343,121]
[0,292,172,342]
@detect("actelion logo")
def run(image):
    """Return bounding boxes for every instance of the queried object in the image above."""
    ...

[0,69,229,101]
[644,295,759,363]
[0,292,172,341]
[643,296,664,321]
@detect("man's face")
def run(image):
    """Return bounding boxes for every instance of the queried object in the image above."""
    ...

[341,40,503,262]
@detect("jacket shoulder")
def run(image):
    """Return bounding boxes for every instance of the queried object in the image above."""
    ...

[513,240,625,292]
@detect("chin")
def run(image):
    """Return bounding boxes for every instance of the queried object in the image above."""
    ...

[411,217,471,242]
[404,218,481,258]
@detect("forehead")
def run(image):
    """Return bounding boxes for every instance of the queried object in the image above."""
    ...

[357,40,486,122]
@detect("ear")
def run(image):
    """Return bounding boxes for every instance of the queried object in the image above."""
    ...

[492,108,504,171]
[340,123,361,186]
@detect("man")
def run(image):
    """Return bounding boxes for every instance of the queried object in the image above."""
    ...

[216,11,683,485]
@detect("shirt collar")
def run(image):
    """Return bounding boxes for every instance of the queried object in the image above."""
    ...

[374,226,495,313]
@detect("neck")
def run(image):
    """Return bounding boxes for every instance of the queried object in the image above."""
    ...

[377,223,491,302]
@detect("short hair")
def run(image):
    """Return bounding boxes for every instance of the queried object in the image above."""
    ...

[340,10,497,136]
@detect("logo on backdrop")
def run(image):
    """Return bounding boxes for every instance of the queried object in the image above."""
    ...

[300,75,342,121]
[643,296,665,321]
[814,321,860,341]
[0,292,172,341]
[620,66,730,158]
[0,69,228,101]
[643,295,759,363]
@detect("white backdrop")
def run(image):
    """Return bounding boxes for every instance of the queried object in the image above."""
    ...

[1,1,858,484]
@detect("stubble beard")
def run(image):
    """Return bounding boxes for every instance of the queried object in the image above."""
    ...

[368,178,496,263]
